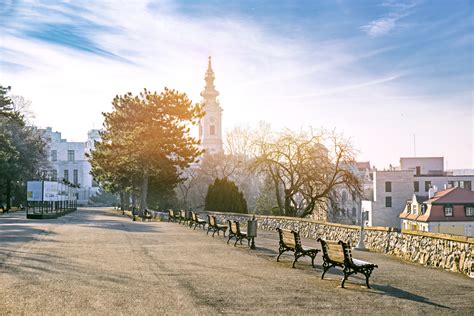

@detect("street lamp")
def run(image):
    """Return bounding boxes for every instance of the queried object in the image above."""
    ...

[355,210,367,250]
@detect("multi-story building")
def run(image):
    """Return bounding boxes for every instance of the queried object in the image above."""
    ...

[399,187,474,236]
[331,161,373,225]
[41,127,100,204]
[367,157,474,228]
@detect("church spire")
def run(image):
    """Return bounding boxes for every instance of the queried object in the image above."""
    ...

[199,56,223,154]
[201,55,219,105]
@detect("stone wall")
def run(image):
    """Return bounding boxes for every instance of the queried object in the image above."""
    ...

[204,211,474,276]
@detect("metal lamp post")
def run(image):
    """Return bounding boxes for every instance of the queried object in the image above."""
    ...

[355,210,367,250]
[247,215,258,249]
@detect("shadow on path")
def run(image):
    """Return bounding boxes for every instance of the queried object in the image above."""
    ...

[356,284,451,310]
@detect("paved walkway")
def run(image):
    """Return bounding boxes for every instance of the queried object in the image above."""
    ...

[0,208,472,315]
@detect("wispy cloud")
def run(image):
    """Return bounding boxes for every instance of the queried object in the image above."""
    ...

[0,0,472,168]
[361,0,419,37]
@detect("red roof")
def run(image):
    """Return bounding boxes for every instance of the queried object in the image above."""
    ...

[426,187,474,204]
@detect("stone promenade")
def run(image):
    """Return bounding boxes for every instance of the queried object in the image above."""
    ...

[0,207,473,315]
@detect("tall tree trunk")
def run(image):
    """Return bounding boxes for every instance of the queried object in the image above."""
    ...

[6,178,11,211]
[140,168,149,215]
[120,191,125,214]
[123,191,130,210]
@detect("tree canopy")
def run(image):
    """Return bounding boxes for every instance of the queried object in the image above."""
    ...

[250,128,362,218]
[0,85,48,209]
[89,87,203,212]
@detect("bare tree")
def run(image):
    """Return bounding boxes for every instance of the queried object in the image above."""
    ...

[11,95,35,123]
[250,128,362,219]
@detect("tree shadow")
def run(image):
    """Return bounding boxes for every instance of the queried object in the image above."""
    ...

[0,224,58,243]
[346,284,451,309]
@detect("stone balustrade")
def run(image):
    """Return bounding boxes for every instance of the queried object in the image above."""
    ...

[203,211,474,276]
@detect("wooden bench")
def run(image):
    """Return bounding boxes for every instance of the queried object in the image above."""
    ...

[142,209,153,222]
[168,210,180,222]
[318,239,378,288]
[227,220,249,247]
[179,210,190,225]
[191,212,207,230]
[207,215,228,237]
[276,228,320,268]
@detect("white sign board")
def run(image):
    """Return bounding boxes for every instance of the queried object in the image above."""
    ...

[27,181,43,201]
[43,181,59,201]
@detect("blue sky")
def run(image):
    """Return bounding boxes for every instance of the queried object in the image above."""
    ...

[0,0,473,168]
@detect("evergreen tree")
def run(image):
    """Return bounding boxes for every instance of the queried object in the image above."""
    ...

[0,85,48,210]
[89,88,203,213]
[205,177,248,213]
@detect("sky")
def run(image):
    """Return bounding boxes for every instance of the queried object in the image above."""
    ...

[1,0,473,169]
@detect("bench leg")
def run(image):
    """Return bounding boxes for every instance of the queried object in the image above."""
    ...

[311,254,316,268]
[321,262,332,279]
[341,273,348,288]
[363,268,374,289]
[341,267,355,288]
[292,253,298,268]
[276,248,285,262]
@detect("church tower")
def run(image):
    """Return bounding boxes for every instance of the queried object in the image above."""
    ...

[199,56,223,154]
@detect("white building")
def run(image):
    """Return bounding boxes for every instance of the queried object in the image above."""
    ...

[199,56,223,155]
[331,161,373,225]
[400,187,474,236]
[366,157,474,228]
[41,127,100,205]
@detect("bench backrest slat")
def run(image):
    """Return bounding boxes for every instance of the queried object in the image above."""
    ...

[340,241,354,265]
[208,215,216,226]
[277,228,297,248]
[319,239,344,264]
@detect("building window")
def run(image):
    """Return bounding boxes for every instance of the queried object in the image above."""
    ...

[73,169,78,185]
[342,191,347,204]
[210,125,216,136]
[51,170,57,181]
[64,170,69,182]
[51,150,57,161]
[466,206,474,216]
[68,150,75,161]
[385,181,392,192]
[414,181,419,192]
[465,181,472,191]
[415,166,421,175]
[385,196,392,207]
[425,181,431,192]
[444,206,453,217]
